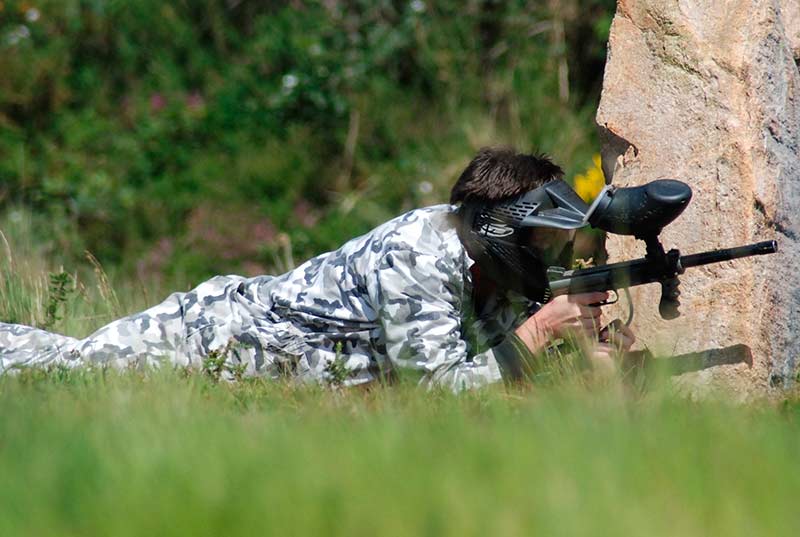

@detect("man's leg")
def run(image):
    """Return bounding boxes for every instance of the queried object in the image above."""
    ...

[1,275,279,376]
[0,290,190,374]
[0,324,81,373]
[70,291,190,370]
[76,275,283,376]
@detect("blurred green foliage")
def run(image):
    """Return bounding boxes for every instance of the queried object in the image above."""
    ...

[0,0,614,283]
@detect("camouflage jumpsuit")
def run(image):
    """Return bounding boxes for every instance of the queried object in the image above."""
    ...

[0,206,534,390]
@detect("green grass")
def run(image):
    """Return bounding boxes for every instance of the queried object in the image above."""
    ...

[1,370,800,536]
[2,231,800,537]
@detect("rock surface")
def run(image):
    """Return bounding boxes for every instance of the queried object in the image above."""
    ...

[782,0,800,56]
[596,0,800,399]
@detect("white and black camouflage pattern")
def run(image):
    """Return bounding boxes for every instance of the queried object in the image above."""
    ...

[0,205,535,390]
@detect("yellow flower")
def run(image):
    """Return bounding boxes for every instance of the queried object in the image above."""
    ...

[573,154,606,202]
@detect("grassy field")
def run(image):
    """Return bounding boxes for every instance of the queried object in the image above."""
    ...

[2,224,800,537]
[2,370,800,537]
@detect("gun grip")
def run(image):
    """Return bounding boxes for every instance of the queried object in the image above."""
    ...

[659,278,681,320]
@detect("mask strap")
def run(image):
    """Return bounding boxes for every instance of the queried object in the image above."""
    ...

[582,184,615,224]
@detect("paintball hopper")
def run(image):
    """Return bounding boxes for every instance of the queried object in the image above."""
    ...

[586,179,693,238]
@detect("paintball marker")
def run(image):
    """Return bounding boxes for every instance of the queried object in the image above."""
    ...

[546,179,778,323]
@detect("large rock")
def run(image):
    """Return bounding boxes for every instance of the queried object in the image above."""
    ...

[597,0,800,398]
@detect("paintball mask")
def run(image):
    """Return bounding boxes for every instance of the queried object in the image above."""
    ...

[459,179,590,301]
[459,178,692,301]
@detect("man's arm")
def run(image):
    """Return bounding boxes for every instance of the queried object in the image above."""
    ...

[372,248,519,391]
[371,249,636,389]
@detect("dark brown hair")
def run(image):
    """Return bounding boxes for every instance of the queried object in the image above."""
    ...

[450,147,564,204]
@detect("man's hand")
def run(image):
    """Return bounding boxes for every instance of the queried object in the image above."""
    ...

[513,293,638,379]
[586,320,636,375]
[514,292,608,353]
[599,319,636,352]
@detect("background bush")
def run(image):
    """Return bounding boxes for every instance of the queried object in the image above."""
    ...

[0,0,614,286]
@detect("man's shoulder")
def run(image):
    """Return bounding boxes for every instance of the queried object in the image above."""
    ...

[375,204,463,256]
[277,204,467,287]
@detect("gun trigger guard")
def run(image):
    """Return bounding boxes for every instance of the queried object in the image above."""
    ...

[589,291,618,307]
